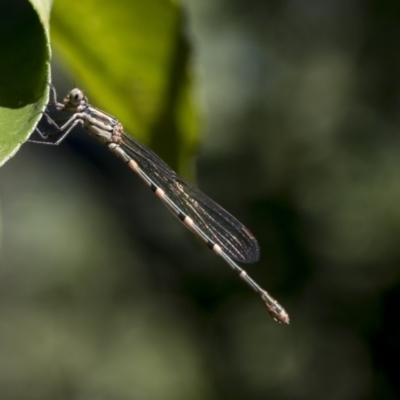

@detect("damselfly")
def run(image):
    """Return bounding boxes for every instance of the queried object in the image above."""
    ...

[30,86,289,324]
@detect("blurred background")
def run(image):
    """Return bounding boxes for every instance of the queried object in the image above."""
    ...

[2,0,400,399]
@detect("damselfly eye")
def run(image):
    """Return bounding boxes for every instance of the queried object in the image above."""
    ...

[68,89,84,105]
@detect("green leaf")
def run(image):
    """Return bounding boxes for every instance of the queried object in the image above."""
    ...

[51,0,199,176]
[0,0,52,167]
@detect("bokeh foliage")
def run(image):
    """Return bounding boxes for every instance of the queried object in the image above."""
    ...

[2,1,400,400]
[50,0,199,175]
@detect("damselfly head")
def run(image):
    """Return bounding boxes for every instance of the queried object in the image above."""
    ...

[64,88,87,110]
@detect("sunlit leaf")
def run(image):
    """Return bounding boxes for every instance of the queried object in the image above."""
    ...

[51,0,199,176]
[0,0,52,167]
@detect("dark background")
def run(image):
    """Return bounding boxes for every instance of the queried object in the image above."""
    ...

[1,0,400,399]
